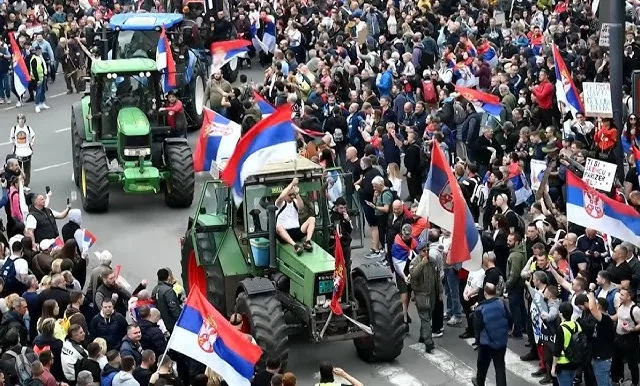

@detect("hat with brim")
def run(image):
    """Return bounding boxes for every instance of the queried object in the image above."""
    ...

[39,239,56,251]
[542,141,559,153]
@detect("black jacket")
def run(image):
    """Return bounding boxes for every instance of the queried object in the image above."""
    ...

[39,286,71,313]
[89,312,128,351]
[33,333,64,380]
[0,311,28,349]
[151,282,182,332]
[74,356,101,382]
[138,319,167,358]
[119,337,143,365]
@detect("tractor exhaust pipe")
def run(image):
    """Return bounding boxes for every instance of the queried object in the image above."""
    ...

[267,205,277,269]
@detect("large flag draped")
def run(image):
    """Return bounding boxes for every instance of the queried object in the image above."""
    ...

[9,32,30,97]
[330,231,346,315]
[455,85,502,117]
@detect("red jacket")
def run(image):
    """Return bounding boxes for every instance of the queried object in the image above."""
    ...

[531,80,554,109]
[165,100,184,129]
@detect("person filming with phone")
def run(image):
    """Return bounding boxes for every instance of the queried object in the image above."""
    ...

[9,114,35,186]
[25,191,71,244]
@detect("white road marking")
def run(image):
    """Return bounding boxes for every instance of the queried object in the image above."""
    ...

[375,365,425,386]
[1,91,72,110]
[409,343,489,386]
[55,127,71,133]
[0,141,11,146]
[464,338,539,384]
[33,161,70,172]
[50,91,68,98]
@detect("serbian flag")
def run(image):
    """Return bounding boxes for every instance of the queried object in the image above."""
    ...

[552,44,583,118]
[252,90,275,117]
[193,107,241,172]
[53,237,64,249]
[221,105,297,205]
[633,146,640,185]
[9,32,30,97]
[210,40,251,72]
[168,286,263,386]
[81,229,97,250]
[330,231,346,315]
[391,234,418,279]
[455,85,502,117]
[156,25,176,93]
[261,15,276,53]
[510,173,532,205]
[249,19,268,53]
[416,141,483,270]
[566,171,640,246]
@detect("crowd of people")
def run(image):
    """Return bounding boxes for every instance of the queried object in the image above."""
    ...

[0,0,639,384]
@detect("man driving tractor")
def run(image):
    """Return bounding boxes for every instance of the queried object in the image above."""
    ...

[275,178,316,255]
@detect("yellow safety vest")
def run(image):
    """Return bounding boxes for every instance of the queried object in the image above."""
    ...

[30,55,47,81]
[557,320,581,364]
[529,256,555,272]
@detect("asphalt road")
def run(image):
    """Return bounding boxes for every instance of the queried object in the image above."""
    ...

[2,68,542,386]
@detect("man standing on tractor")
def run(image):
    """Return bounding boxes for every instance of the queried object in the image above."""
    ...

[275,178,316,256]
[159,91,186,138]
[329,196,353,271]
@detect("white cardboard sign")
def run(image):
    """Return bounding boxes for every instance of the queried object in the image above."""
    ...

[583,157,617,191]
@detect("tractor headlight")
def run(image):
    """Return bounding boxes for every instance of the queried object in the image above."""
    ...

[124,148,151,157]
[316,295,326,306]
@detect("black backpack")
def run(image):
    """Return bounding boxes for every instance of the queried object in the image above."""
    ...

[562,323,588,365]
[504,209,526,236]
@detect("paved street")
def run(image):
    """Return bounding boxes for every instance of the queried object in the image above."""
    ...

[4,70,542,386]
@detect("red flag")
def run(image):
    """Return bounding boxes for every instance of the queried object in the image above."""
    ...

[330,231,345,315]
[114,264,121,279]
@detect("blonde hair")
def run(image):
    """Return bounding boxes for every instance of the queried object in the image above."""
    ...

[51,259,63,274]
[93,337,107,354]
[387,163,400,180]
[205,368,223,386]
[40,275,52,289]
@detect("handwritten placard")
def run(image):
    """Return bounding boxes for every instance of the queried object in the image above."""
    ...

[583,82,613,118]
[583,157,617,191]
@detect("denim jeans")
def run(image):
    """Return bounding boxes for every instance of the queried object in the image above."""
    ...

[557,369,577,386]
[443,267,463,317]
[591,358,612,386]
[0,73,10,99]
[35,81,46,105]
[507,287,526,336]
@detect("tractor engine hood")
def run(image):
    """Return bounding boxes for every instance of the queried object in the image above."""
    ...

[117,107,150,136]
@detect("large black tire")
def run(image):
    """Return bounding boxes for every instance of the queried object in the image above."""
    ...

[181,231,227,316]
[80,147,109,212]
[236,292,289,370]
[71,103,85,187]
[164,143,195,208]
[352,276,405,362]
[187,73,206,130]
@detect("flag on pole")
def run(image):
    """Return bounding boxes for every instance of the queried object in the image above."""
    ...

[210,40,251,72]
[633,146,640,185]
[454,85,502,117]
[156,25,177,93]
[417,141,483,270]
[330,231,346,315]
[9,32,30,97]
[168,286,263,386]
[552,43,583,118]
[81,229,97,250]
[193,108,241,172]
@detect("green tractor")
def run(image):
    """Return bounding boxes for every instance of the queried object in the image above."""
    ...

[180,157,405,369]
[71,58,195,212]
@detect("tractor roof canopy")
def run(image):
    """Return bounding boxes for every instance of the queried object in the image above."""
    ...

[91,58,158,75]
[108,13,184,31]
[243,156,325,185]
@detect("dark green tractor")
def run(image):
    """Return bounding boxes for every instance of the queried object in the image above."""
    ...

[180,156,405,369]
[71,58,195,212]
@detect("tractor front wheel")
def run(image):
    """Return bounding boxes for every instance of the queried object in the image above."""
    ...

[80,147,109,212]
[164,143,195,208]
[236,292,289,370]
[352,276,405,362]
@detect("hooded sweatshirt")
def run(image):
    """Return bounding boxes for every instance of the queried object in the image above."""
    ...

[112,371,141,386]
[61,209,83,252]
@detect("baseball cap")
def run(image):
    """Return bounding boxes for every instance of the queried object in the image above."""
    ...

[39,239,56,250]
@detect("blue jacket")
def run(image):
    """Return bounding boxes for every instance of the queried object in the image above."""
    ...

[474,297,512,349]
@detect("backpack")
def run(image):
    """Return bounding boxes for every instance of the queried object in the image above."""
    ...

[0,257,19,291]
[561,322,588,365]
[385,189,412,218]
[5,347,34,384]
[453,101,467,126]
[470,179,488,208]
[595,287,618,316]
[422,80,437,104]
[504,209,526,236]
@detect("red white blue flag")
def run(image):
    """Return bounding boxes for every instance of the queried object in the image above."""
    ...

[193,107,241,172]
[168,286,263,386]
[552,44,584,118]
[9,32,30,97]
[210,40,251,71]
[455,85,502,117]
[156,25,176,93]
[417,141,482,269]
[81,229,97,250]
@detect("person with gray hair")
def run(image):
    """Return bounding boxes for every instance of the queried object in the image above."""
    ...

[77,370,95,386]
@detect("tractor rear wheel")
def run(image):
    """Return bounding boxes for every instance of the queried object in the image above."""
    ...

[164,143,195,208]
[352,276,404,362]
[80,147,109,212]
[181,232,227,315]
[236,292,289,370]
[71,104,85,187]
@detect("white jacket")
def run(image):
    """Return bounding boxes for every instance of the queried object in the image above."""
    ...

[61,339,88,381]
